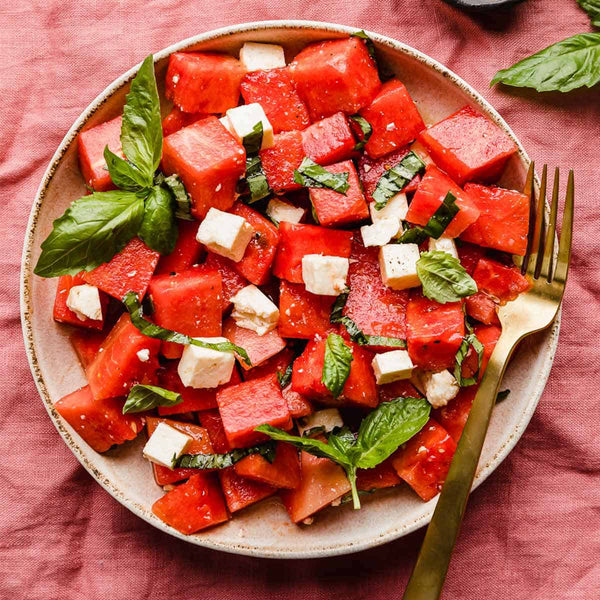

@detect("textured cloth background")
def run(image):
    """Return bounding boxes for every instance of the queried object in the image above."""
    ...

[1,1,599,598]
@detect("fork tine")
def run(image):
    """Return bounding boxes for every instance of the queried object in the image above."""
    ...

[553,170,574,286]
[521,162,536,275]
[540,168,559,282]
[531,165,547,278]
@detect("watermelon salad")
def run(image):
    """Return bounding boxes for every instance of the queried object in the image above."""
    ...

[36,34,532,535]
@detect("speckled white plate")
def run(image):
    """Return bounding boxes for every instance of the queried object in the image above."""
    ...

[20,20,559,559]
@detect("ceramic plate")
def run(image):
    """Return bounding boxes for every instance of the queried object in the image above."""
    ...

[20,20,559,558]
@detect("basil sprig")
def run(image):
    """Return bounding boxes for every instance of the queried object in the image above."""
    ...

[256,396,431,509]
[373,151,426,210]
[349,115,373,151]
[240,122,271,203]
[578,0,600,26]
[416,250,478,304]
[293,157,350,194]
[35,55,191,278]
[454,322,484,387]
[176,441,277,470]
[122,384,182,414]
[322,333,353,398]
[123,291,252,366]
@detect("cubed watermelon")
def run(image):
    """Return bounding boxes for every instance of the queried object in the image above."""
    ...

[357,458,402,491]
[165,52,245,113]
[283,384,314,419]
[289,37,381,120]
[301,112,356,165]
[218,467,276,513]
[83,237,159,301]
[70,329,107,369]
[461,324,501,381]
[406,165,480,238]
[235,442,301,489]
[359,79,425,159]
[53,272,108,330]
[162,117,246,219]
[162,107,207,137]
[465,292,500,325]
[202,252,248,310]
[472,257,530,303]
[433,386,477,443]
[240,67,310,133]
[155,220,204,276]
[457,241,486,275]
[259,130,305,193]
[418,105,518,185]
[461,183,529,256]
[55,385,144,453]
[197,409,231,453]
[242,347,294,382]
[378,379,422,404]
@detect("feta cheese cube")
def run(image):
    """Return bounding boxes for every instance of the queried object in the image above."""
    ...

[197,208,254,262]
[66,284,102,321]
[379,244,421,290]
[219,115,236,136]
[412,370,459,409]
[177,337,236,389]
[266,198,305,225]
[224,103,274,149]
[136,349,150,362]
[428,237,458,259]
[297,409,343,437]
[231,284,280,336]
[371,350,414,385]
[370,192,408,225]
[142,422,192,469]
[239,42,286,72]
[361,218,403,247]
[302,254,349,296]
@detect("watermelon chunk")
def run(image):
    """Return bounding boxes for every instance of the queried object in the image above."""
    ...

[155,220,204,276]
[53,272,108,330]
[202,252,248,310]
[462,324,501,381]
[289,37,381,120]
[406,165,480,238]
[273,222,353,283]
[465,292,500,325]
[83,237,159,301]
[461,183,529,256]
[77,116,123,192]
[378,379,422,404]
[418,105,518,185]
[240,67,310,133]
[457,241,486,275]
[235,442,301,489]
[152,472,229,534]
[357,458,402,491]
[162,117,246,219]
[148,267,222,359]
[216,374,292,448]
[218,467,276,513]
[70,329,107,369]
[301,112,356,165]
[241,347,294,382]
[472,257,530,303]
[283,384,314,419]
[197,409,231,453]
[259,130,305,193]
[86,313,161,400]
[359,79,425,159]
[55,385,144,453]
[406,293,465,371]
[309,160,369,226]
[162,107,207,137]
[165,52,245,114]
[433,386,477,443]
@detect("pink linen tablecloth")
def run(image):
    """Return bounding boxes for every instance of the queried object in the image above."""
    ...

[1,1,599,598]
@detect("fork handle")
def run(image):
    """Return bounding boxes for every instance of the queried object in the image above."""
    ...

[402,333,518,600]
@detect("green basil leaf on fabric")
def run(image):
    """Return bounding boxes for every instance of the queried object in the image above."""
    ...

[122,384,182,414]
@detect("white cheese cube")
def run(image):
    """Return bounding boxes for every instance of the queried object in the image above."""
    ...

[66,284,102,321]
[379,244,421,290]
[219,116,236,137]
[297,409,343,437]
[177,337,236,389]
[231,284,279,336]
[410,140,435,166]
[142,422,192,469]
[412,370,459,409]
[302,254,349,296]
[371,350,415,385]
[197,208,254,262]
[266,198,305,225]
[361,218,403,247]
[239,42,286,72]
[224,103,274,149]
[428,237,458,259]
[370,192,408,225]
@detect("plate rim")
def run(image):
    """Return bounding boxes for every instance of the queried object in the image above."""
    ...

[19,19,560,559]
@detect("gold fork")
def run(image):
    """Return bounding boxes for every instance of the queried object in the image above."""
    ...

[402,163,574,600]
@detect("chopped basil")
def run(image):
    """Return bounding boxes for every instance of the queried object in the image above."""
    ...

[159,174,194,221]
[122,384,182,414]
[123,291,251,366]
[349,115,373,151]
[239,122,271,203]
[454,324,485,387]
[176,441,277,469]
[276,362,293,389]
[394,225,429,245]
[242,121,264,156]
[330,290,350,324]
[373,151,426,210]
[322,333,353,398]
[422,192,459,239]
[293,157,350,194]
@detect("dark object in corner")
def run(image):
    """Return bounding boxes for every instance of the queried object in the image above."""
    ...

[444,0,525,9]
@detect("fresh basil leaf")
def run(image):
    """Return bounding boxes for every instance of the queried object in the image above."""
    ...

[350,397,431,469]
[416,250,478,304]
[122,384,182,414]
[293,157,350,194]
[338,316,369,345]
[422,192,459,239]
[121,55,162,184]
[362,335,407,349]
[496,389,510,403]
[242,121,263,156]
[276,362,293,389]
[301,426,326,438]
[578,0,600,26]
[330,289,350,324]
[138,185,177,255]
[34,190,145,278]
[322,333,353,398]
[160,174,194,221]
[246,155,271,203]
[393,225,429,245]
[104,147,149,191]
[454,331,485,387]
[176,441,277,469]
[123,291,251,366]
[328,426,357,455]
[491,33,600,92]
[350,115,373,151]
[373,151,426,210]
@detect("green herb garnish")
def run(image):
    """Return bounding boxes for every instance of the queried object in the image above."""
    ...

[322,333,353,398]
[293,157,350,194]
[122,384,182,414]
[176,441,277,469]
[373,151,425,210]
[349,115,373,151]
